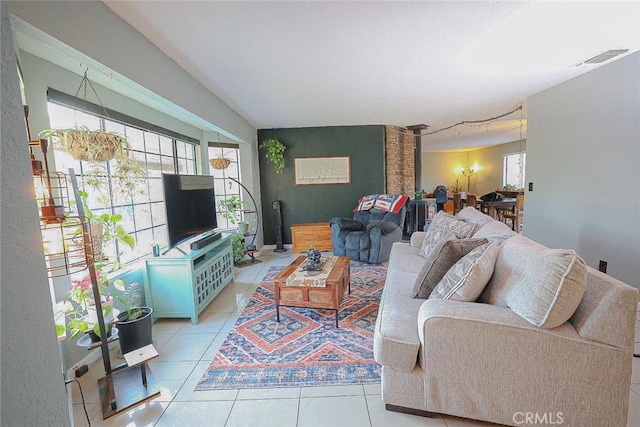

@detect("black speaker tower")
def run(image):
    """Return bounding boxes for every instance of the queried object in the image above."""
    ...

[272,200,287,252]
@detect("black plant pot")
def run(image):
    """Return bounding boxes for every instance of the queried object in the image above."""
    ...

[116,307,153,355]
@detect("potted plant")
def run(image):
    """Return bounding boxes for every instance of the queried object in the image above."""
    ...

[76,189,135,261]
[58,270,116,341]
[219,195,249,233]
[259,138,286,173]
[112,281,153,355]
[40,127,147,200]
[209,151,232,170]
[230,233,246,264]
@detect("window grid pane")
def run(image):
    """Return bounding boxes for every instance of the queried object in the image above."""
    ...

[47,102,197,264]
[209,145,242,230]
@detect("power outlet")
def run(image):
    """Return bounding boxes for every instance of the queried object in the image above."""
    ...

[598,260,608,273]
[528,182,533,192]
[74,364,89,378]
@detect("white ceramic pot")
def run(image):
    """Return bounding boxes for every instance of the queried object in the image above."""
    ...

[237,222,249,234]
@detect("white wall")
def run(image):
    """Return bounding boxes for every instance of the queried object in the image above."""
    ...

[9,0,256,146]
[0,2,71,424]
[420,140,525,196]
[525,51,640,289]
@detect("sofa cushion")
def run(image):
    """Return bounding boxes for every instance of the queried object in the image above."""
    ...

[480,235,587,329]
[472,219,516,243]
[388,242,424,275]
[412,238,488,298]
[430,242,499,302]
[456,207,495,234]
[419,211,474,258]
[373,269,424,372]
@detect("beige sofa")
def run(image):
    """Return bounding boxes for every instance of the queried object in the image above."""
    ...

[373,207,638,426]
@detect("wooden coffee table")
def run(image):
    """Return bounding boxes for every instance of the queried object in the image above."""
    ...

[274,256,350,327]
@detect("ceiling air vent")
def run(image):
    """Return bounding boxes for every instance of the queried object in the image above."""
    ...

[580,49,629,65]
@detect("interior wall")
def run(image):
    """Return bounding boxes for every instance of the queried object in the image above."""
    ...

[421,140,526,196]
[469,140,526,196]
[525,51,640,289]
[257,126,385,245]
[420,151,470,194]
[1,2,71,424]
[9,0,256,145]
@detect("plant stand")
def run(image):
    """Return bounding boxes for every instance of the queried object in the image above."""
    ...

[70,169,160,419]
[98,344,160,419]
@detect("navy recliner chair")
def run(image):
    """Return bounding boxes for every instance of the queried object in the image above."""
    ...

[330,196,407,264]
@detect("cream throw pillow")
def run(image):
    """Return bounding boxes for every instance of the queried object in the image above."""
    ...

[419,211,474,258]
[412,238,488,299]
[430,242,499,301]
[480,235,587,329]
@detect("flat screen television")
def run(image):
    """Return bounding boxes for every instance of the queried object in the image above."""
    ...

[162,173,217,248]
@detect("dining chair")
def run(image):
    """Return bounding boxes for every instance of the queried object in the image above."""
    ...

[499,194,524,232]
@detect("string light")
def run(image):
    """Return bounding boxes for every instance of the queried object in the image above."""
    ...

[401,102,524,139]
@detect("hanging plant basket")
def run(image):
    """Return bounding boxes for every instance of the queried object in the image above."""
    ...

[42,127,127,162]
[209,158,231,170]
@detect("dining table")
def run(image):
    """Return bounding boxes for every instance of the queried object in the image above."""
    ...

[477,198,517,219]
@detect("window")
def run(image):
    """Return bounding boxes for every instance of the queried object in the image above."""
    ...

[208,143,242,230]
[503,152,526,190]
[47,100,198,264]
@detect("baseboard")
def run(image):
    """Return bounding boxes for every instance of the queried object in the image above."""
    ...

[385,404,436,418]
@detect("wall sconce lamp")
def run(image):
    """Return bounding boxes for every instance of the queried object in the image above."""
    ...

[461,167,477,192]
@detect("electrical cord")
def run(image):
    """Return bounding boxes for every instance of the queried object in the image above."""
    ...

[65,378,91,426]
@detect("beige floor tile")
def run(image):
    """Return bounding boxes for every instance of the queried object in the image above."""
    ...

[237,387,301,400]
[71,363,106,404]
[155,332,216,362]
[300,384,365,398]
[366,395,446,427]
[225,398,299,427]
[152,318,188,335]
[72,403,101,427]
[631,384,640,396]
[178,310,233,334]
[442,415,500,426]
[173,360,239,402]
[88,401,169,427]
[628,391,640,427]
[298,395,371,427]
[364,383,381,395]
[155,401,233,427]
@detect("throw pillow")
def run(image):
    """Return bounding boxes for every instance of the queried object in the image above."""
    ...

[418,211,475,258]
[430,242,499,302]
[472,220,515,242]
[412,238,488,299]
[456,207,494,234]
[480,235,587,329]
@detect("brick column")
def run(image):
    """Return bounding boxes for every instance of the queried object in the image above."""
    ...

[384,125,415,195]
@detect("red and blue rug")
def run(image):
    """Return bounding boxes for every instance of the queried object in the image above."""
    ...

[195,263,386,390]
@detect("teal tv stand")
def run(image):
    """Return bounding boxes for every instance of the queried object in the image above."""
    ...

[144,234,233,324]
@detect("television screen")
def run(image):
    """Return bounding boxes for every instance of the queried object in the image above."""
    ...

[162,173,217,248]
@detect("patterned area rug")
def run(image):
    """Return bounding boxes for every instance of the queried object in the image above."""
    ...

[195,262,386,390]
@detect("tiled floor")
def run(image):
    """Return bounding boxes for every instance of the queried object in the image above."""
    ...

[69,250,640,426]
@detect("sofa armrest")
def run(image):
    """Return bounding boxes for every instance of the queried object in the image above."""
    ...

[410,231,427,248]
[329,217,364,231]
[416,300,631,425]
[366,220,399,235]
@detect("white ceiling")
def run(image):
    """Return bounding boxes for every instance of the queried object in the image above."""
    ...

[50,2,640,151]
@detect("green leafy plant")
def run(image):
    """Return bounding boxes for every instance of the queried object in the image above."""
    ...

[450,179,463,193]
[503,184,519,191]
[219,195,244,225]
[111,281,144,322]
[259,139,286,173]
[56,190,137,340]
[77,189,135,263]
[40,127,147,200]
[230,233,246,263]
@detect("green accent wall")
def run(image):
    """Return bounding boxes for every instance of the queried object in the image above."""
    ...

[258,126,385,245]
